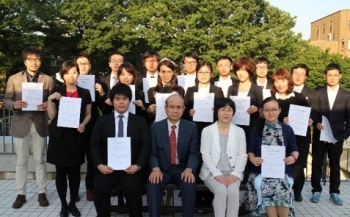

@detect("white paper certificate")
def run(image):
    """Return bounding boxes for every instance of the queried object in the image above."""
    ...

[288,104,311,136]
[107,137,131,170]
[143,77,157,103]
[320,115,338,143]
[155,93,175,122]
[193,92,214,122]
[177,75,196,93]
[128,85,136,114]
[77,75,95,102]
[22,82,43,111]
[261,145,285,179]
[57,97,82,128]
[230,96,250,126]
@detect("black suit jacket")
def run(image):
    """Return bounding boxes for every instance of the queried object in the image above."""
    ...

[315,86,350,141]
[253,78,273,89]
[149,119,200,173]
[90,112,151,169]
[300,86,320,125]
[227,82,263,126]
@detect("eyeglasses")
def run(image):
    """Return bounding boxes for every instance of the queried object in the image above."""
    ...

[198,71,210,75]
[217,64,231,68]
[184,61,197,65]
[110,60,123,63]
[77,62,90,66]
[263,108,279,113]
[145,60,158,63]
[166,105,184,110]
[218,108,233,113]
[26,58,41,63]
[292,73,306,78]
[256,66,267,70]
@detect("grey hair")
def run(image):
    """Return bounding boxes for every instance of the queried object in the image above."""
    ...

[165,94,185,107]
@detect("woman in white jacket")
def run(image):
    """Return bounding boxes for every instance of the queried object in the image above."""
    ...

[199,97,247,217]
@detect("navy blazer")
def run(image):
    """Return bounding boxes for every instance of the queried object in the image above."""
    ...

[90,112,151,169]
[149,118,200,173]
[316,86,350,141]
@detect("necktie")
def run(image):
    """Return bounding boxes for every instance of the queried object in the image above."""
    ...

[150,76,155,78]
[260,85,264,89]
[118,115,123,137]
[170,125,177,165]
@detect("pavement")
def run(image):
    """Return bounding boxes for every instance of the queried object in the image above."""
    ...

[0,179,349,217]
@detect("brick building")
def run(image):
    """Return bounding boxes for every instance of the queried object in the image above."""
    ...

[310,9,350,57]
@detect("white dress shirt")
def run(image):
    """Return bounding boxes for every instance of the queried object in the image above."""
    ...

[114,110,129,137]
[327,85,339,110]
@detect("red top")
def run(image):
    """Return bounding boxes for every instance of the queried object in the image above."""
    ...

[66,90,79,98]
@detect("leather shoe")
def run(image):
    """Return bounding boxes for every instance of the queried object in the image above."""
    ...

[295,195,303,202]
[12,194,26,209]
[86,189,94,201]
[69,204,81,217]
[60,208,68,217]
[38,193,49,207]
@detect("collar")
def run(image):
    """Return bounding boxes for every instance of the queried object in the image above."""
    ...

[167,119,180,129]
[327,85,339,92]
[275,92,295,99]
[293,84,304,93]
[147,71,158,78]
[256,79,267,87]
[114,110,129,120]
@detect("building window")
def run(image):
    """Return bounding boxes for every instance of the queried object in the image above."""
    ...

[348,39,350,51]
[330,21,333,32]
[341,39,345,51]
[323,24,325,34]
[349,20,350,30]
[316,26,320,40]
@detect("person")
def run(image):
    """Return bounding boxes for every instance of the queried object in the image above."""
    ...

[182,51,199,76]
[270,68,313,203]
[310,63,350,205]
[4,46,53,209]
[101,51,125,114]
[90,83,151,217]
[226,57,263,185]
[74,53,108,201]
[185,60,224,137]
[104,62,148,118]
[248,97,299,217]
[147,94,200,217]
[212,56,237,97]
[137,50,161,91]
[46,60,92,217]
[291,63,320,202]
[199,97,247,217]
[147,59,185,121]
[254,57,272,90]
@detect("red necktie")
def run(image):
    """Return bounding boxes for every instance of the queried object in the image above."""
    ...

[170,125,177,165]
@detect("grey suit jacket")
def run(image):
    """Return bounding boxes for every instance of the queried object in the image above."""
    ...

[4,71,54,137]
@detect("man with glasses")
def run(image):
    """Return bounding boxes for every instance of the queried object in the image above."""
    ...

[137,50,161,90]
[101,51,125,114]
[254,57,272,90]
[212,56,237,97]
[182,51,198,76]
[291,63,320,202]
[4,46,54,209]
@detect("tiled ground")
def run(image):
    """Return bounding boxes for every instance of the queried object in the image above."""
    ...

[0,180,349,217]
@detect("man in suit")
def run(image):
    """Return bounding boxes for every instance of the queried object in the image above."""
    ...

[137,50,160,91]
[253,56,272,90]
[291,63,320,202]
[310,63,350,205]
[147,94,200,217]
[101,51,125,115]
[90,83,151,217]
[4,46,54,208]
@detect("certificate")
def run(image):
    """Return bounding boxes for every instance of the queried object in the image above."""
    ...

[288,104,311,136]
[128,85,136,114]
[261,145,285,179]
[107,137,131,170]
[193,92,214,122]
[177,75,196,93]
[77,75,95,102]
[320,115,338,143]
[155,93,175,122]
[57,97,82,128]
[229,96,250,126]
[22,82,43,111]
[143,77,157,103]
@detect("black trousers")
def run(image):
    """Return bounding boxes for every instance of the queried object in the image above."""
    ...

[293,137,310,197]
[55,165,81,207]
[94,170,143,217]
[82,136,95,190]
[311,140,343,194]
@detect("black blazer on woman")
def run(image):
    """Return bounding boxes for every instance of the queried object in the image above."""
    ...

[148,86,185,105]
[48,85,92,138]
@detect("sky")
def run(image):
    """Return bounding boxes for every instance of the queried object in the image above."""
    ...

[267,0,350,39]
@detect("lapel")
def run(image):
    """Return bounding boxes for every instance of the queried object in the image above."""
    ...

[159,119,171,162]
[209,122,221,154]
[226,124,237,153]
[320,87,330,113]
[127,113,134,137]
[209,84,216,93]
[229,82,239,96]
[21,71,27,83]
[107,113,116,137]
[333,88,344,110]
[177,119,187,156]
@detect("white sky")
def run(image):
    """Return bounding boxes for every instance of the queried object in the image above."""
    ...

[267,0,350,39]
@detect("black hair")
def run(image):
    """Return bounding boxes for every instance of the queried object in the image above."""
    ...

[59,60,79,83]
[22,46,42,61]
[255,97,280,136]
[291,63,309,77]
[213,97,236,121]
[324,63,342,75]
[109,82,132,102]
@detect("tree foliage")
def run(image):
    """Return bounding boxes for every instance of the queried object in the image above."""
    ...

[1,0,350,90]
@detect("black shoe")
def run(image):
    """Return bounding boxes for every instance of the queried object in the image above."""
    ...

[69,204,81,217]
[295,195,303,202]
[60,208,69,217]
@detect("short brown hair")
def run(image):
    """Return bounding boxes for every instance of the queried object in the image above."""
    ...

[233,57,255,79]
[59,60,79,83]
[271,68,294,95]
[117,62,138,85]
